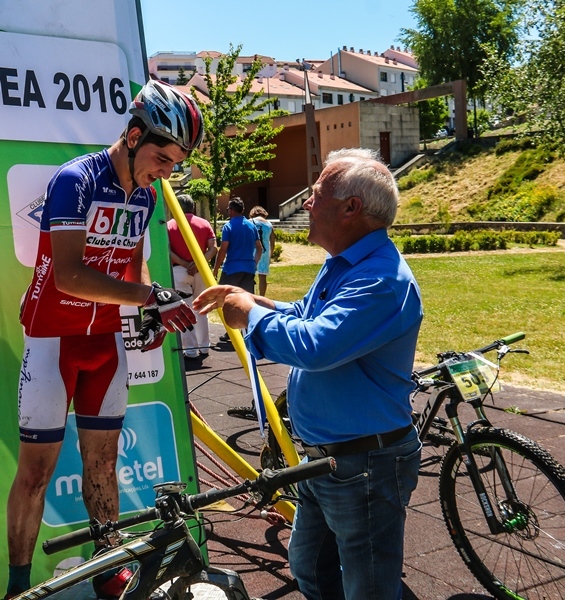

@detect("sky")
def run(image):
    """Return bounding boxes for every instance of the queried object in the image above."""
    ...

[140,0,417,62]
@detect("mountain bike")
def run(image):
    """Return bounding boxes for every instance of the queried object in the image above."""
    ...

[411,332,565,600]
[14,458,335,600]
[261,333,565,599]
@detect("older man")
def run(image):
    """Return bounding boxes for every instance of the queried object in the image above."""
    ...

[193,148,423,600]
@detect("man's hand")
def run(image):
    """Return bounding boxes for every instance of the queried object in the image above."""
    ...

[193,285,258,329]
[143,282,196,333]
[192,285,246,315]
[138,313,167,352]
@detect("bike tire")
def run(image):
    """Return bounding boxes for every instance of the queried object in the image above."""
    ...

[439,427,565,600]
[165,566,251,599]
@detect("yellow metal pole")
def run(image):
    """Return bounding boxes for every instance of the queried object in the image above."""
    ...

[161,179,299,467]
[190,412,295,522]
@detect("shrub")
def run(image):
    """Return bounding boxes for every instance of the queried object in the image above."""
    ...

[394,229,558,254]
[271,243,283,262]
[495,136,538,156]
[397,166,437,191]
[274,229,312,245]
[487,147,554,200]
[481,184,559,222]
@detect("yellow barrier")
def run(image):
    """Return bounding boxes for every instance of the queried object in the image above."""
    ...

[161,179,299,520]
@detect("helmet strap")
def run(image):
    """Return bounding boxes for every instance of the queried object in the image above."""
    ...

[127,128,150,188]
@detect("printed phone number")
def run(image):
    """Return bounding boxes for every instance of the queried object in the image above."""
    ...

[1,68,128,114]
[129,370,160,381]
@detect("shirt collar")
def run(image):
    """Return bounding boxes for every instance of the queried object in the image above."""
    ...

[333,229,389,266]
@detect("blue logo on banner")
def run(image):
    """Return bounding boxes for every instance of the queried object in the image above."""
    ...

[43,402,181,527]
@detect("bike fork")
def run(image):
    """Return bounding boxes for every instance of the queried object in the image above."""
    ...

[446,409,508,535]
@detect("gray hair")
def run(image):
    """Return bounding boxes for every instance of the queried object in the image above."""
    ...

[325,148,399,227]
[177,194,195,214]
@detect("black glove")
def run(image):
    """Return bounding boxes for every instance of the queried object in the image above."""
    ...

[138,312,167,353]
[142,282,195,333]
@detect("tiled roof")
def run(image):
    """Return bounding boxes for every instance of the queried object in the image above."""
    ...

[174,84,210,104]
[196,50,223,58]
[281,69,375,93]
[339,49,418,72]
[182,74,309,99]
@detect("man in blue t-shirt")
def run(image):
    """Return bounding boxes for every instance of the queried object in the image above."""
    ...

[213,197,262,293]
[213,198,262,342]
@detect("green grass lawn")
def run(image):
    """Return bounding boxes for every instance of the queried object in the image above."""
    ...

[265,251,565,392]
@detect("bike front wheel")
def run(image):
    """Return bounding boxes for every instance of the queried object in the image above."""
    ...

[439,427,565,600]
[165,565,251,599]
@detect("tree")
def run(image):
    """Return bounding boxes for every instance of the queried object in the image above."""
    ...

[176,66,189,86]
[482,1,565,148]
[185,44,287,228]
[399,0,524,135]
[410,77,449,144]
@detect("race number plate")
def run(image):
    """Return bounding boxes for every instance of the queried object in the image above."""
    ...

[447,353,500,400]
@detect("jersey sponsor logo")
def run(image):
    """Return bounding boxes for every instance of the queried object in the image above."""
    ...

[59,300,92,307]
[83,249,133,270]
[51,218,84,227]
[75,173,89,214]
[90,204,147,239]
[29,253,51,300]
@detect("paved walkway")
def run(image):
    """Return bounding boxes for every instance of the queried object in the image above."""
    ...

[185,324,565,600]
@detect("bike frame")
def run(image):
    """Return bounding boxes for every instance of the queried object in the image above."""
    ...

[16,522,203,600]
[413,364,520,536]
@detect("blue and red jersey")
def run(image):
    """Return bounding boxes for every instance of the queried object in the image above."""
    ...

[20,149,156,337]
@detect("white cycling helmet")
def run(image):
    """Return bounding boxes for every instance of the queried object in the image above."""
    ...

[129,80,203,153]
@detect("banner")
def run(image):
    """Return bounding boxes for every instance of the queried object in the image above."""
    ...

[0,0,200,589]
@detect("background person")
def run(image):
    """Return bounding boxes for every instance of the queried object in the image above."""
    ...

[5,80,203,599]
[194,148,423,600]
[213,197,262,342]
[249,206,275,297]
[168,194,217,360]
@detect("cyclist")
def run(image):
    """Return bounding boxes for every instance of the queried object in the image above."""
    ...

[5,80,203,599]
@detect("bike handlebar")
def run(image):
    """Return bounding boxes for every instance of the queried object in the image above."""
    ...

[43,457,336,556]
[413,332,526,379]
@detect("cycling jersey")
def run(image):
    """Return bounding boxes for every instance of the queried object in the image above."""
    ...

[20,149,156,337]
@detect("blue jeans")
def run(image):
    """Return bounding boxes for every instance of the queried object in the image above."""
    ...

[288,430,421,600]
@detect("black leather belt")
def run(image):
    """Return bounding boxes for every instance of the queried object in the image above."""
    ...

[302,425,414,458]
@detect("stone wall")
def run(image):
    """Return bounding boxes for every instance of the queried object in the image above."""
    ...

[359,102,420,167]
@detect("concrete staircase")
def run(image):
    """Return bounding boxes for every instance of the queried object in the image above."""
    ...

[276,209,310,232]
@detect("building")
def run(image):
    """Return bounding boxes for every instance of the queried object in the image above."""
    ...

[215,101,419,217]
[319,46,419,96]
[157,47,421,218]
[147,51,197,84]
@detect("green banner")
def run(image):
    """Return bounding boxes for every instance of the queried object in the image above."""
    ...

[0,1,199,589]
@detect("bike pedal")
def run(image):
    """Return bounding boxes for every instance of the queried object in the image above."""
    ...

[227,405,257,420]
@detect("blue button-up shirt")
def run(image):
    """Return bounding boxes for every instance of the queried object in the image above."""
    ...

[245,229,423,445]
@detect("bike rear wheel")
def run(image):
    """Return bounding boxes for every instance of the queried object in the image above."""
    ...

[439,427,565,599]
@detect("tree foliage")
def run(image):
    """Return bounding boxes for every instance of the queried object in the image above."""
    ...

[185,44,287,224]
[399,0,524,101]
[176,66,189,86]
[482,1,565,149]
